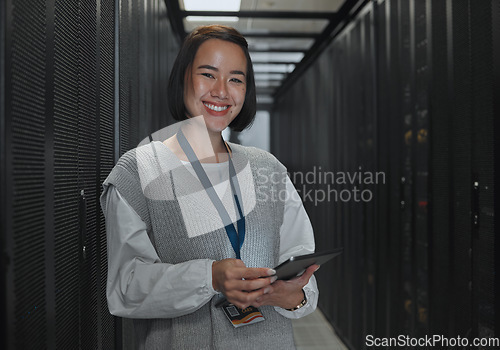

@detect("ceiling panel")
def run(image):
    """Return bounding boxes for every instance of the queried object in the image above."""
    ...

[256,80,281,88]
[241,0,344,12]
[256,95,274,104]
[247,38,314,51]
[245,18,329,33]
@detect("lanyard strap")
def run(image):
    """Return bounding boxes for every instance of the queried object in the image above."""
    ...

[177,130,246,259]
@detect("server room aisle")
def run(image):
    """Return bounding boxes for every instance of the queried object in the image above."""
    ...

[292,310,348,350]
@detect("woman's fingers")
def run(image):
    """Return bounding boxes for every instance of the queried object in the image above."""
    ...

[228,263,318,309]
[253,265,320,309]
[222,266,273,282]
[294,264,319,285]
[229,275,277,292]
[212,259,277,308]
[226,284,274,309]
[212,258,247,291]
[241,267,276,279]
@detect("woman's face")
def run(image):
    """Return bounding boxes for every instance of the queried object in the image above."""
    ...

[183,39,247,134]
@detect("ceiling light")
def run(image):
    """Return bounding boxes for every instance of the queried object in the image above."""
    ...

[186,16,239,22]
[255,73,286,81]
[256,81,281,88]
[183,0,241,11]
[256,95,274,104]
[253,64,295,73]
[250,52,304,63]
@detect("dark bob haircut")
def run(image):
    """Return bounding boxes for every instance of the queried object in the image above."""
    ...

[167,25,257,132]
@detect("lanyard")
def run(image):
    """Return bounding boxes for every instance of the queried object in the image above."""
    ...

[177,130,246,259]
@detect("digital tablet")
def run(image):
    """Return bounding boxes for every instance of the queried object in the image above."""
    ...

[274,248,344,280]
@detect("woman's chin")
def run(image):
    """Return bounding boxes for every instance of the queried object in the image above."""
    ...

[203,118,231,134]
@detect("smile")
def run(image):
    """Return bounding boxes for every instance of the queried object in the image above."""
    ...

[203,102,229,112]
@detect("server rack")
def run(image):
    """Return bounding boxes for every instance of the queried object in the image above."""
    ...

[1,0,178,348]
[272,0,498,348]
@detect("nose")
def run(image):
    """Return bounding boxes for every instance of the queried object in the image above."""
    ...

[210,79,228,100]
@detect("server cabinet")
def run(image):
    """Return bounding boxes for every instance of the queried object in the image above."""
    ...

[1,0,179,348]
[1,0,116,348]
[272,0,498,348]
[2,0,178,347]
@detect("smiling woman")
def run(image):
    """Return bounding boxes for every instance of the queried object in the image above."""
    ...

[100,25,319,350]
[167,25,256,133]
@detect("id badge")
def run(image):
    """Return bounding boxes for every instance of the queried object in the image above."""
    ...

[221,303,265,328]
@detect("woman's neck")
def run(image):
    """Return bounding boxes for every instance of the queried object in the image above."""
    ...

[197,130,229,163]
[206,131,227,155]
[164,125,229,163]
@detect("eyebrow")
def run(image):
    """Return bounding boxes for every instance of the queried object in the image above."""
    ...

[197,65,246,76]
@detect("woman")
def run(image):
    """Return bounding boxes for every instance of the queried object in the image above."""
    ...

[100,25,319,349]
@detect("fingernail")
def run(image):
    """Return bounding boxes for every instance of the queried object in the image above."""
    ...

[267,269,276,276]
[315,266,320,272]
[264,287,271,294]
[270,276,278,283]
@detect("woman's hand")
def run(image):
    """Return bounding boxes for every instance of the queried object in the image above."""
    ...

[212,259,277,309]
[251,264,319,310]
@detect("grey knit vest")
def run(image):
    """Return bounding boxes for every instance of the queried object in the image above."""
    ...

[103,141,296,350]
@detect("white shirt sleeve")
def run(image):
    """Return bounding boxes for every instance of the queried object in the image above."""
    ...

[274,176,319,319]
[103,184,218,319]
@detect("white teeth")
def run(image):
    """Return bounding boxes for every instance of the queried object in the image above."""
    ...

[204,103,229,112]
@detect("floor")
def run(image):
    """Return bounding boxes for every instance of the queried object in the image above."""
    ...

[292,309,349,350]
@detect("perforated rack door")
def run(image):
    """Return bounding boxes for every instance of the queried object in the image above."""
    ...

[7,0,48,348]
[98,0,116,348]
[3,0,116,349]
[53,0,80,347]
